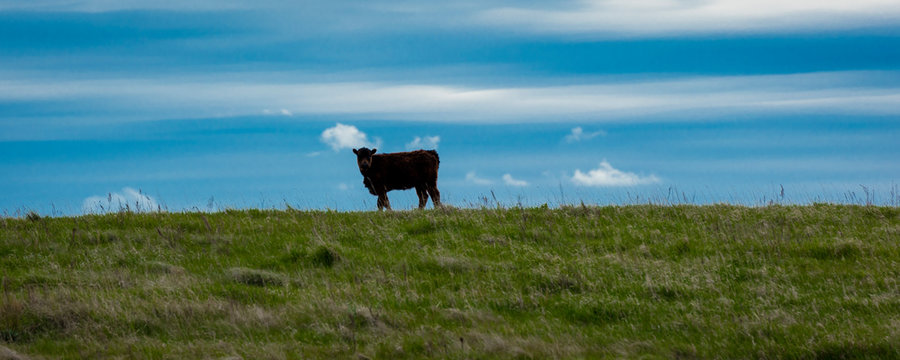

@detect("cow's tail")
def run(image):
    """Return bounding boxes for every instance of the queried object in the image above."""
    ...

[428,150,440,167]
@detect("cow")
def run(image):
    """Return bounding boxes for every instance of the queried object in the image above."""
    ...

[352,147,441,211]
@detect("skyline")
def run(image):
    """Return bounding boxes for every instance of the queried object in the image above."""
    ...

[1,0,899,215]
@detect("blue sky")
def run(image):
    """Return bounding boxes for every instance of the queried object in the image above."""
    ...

[2,0,899,215]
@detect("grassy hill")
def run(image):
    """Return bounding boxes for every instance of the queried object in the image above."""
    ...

[1,204,899,359]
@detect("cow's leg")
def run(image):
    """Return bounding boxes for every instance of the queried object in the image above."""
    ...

[426,182,441,208]
[376,196,385,211]
[415,185,429,209]
[377,191,392,211]
[383,195,392,210]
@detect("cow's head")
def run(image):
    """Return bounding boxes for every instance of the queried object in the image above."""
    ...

[352,147,377,172]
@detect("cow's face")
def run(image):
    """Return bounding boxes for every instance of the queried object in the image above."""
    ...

[352,147,377,172]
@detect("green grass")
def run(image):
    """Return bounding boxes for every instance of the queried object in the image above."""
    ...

[1,204,899,359]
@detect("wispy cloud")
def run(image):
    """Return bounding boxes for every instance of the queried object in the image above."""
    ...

[9,1,896,38]
[82,187,158,214]
[502,174,528,187]
[3,71,899,125]
[564,126,605,143]
[320,123,379,152]
[406,135,440,150]
[476,0,900,37]
[572,161,660,187]
[466,171,493,185]
[262,108,293,116]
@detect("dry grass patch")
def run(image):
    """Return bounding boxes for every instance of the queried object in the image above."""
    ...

[227,267,287,287]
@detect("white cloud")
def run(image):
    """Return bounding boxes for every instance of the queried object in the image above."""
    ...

[572,161,660,187]
[406,135,440,150]
[502,174,528,187]
[82,187,158,214]
[7,1,896,37]
[320,123,378,151]
[564,126,606,143]
[263,108,293,116]
[476,0,900,37]
[466,171,493,185]
[337,183,349,191]
[3,71,900,125]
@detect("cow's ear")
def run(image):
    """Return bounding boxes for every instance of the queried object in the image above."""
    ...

[371,148,377,154]
[352,148,358,155]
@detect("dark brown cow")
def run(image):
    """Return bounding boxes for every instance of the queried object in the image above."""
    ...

[352,147,441,210]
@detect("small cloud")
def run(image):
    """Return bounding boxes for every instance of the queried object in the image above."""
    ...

[565,126,606,143]
[82,187,158,214]
[466,171,493,185]
[337,183,349,191]
[572,160,660,187]
[502,174,528,187]
[263,108,293,116]
[406,135,440,150]
[306,151,322,157]
[320,123,378,152]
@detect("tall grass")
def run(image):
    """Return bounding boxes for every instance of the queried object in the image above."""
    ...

[1,204,899,358]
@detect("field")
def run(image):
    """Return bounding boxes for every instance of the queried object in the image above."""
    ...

[1,204,899,359]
